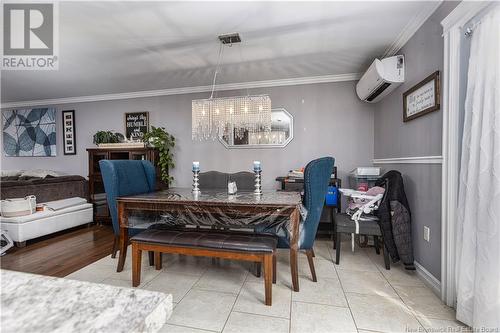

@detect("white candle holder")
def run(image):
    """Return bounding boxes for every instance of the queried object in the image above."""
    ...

[192,169,200,193]
[254,169,262,195]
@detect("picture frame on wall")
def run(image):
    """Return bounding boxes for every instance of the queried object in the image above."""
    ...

[2,108,57,157]
[403,71,440,122]
[125,111,149,141]
[62,110,76,155]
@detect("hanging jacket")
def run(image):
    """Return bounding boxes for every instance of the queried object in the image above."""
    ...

[375,170,415,270]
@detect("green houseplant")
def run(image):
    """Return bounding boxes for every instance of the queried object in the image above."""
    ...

[93,131,125,145]
[143,126,175,184]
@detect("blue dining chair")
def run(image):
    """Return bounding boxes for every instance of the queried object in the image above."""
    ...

[258,156,335,282]
[99,160,157,261]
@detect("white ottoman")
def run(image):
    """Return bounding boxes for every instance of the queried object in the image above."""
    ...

[0,197,93,247]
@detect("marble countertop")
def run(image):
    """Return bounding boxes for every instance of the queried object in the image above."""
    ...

[0,269,172,333]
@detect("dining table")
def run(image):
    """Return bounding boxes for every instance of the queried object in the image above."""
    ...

[116,187,304,291]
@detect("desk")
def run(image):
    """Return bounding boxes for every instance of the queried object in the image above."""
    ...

[117,188,304,291]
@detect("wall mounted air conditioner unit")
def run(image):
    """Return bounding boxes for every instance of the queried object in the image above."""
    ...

[356,55,405,103]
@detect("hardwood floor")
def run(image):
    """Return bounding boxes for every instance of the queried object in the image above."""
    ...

[0,224,114,277]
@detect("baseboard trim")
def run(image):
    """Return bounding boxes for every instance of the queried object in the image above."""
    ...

[414,260,441,297]
[372,155,443,164]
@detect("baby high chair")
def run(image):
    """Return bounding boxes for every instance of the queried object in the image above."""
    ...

[334,188,390,270]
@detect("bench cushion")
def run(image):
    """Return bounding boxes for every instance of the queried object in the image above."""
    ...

[131,229,277,253]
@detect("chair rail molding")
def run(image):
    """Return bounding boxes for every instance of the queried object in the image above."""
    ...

[372,155,443,165]
[440,1,494,308]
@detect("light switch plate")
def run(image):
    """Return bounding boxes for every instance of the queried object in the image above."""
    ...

[424,226,430,242]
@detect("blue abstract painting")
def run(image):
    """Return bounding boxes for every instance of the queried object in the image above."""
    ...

[2,108,57,157]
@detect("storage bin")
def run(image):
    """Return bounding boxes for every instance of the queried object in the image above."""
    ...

[325,186,338,206]
[348,175,379,191]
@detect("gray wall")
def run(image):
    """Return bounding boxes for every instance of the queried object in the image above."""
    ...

[1,81,374,189]
[374,2,459,280]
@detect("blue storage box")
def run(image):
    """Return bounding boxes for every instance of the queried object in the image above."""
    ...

[325,186,338,206]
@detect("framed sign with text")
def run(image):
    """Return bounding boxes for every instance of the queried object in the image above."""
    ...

[403,71,440,122]
[125,112,149,140]
[62,110,76,155]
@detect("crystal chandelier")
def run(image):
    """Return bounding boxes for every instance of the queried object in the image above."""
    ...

[192,33,272,141]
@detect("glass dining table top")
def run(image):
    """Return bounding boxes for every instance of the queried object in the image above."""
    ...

[119,187,306,232]
[118,187,303,207]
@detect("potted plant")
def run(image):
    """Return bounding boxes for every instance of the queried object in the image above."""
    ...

[93,131,125,145]
[143,126,175,185]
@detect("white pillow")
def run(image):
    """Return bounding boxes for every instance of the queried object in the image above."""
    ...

[20,170,67,178]
[1,170,24,178]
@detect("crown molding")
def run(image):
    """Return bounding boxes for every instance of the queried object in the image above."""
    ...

[0,73,362,109]
[382,1,443,58]
[372,155,443,165]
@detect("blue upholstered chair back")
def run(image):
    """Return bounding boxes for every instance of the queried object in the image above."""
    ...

[99,160,156,235]
[300,157,335,249]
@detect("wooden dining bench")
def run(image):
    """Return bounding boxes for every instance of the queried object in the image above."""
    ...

[130,229,277,305]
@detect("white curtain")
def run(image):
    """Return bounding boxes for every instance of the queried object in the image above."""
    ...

[455,5,500,329]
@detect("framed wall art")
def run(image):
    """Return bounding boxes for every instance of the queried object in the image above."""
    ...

[403,71,440,122]
[2,108,56,157]
[125,112,149,141]
[62,110,76,155]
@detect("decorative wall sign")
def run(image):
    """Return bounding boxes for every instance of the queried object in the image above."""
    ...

[403,71,440,122]
[62,110,76,155]
[2,108,56,157]
[125,112,149,140]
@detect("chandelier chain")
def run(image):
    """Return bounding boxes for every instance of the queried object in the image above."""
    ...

[238,42,250,97]
[210,43,225,99]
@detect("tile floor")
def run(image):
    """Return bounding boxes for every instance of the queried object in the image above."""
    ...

[66,240,467,333]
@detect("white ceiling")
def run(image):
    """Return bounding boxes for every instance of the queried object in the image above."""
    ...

[1,1,440,104]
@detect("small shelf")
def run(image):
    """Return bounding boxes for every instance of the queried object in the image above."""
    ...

[109,152,129,160]
[91,153,108,174]
[130,153,146,160]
